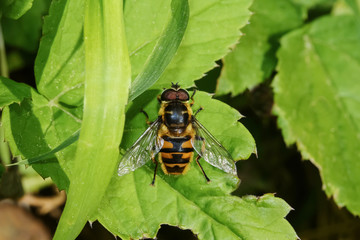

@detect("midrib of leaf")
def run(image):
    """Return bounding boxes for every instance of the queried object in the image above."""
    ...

[48,82,84,102]
[53,0,131,239]
[129,38,158,57]
[47,83,84,123]
[305,33,360,196]
[190,1,218,17]
[50,105,82,123]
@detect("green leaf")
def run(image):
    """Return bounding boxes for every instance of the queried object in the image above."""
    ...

[90,91,295,240]
[52,0,131,238]
[0,76,31,107]
[34,0,85,106]
[129,0,189,101]
[0,0,34,19]
[99,180,296,240]
[126,0,252,90]
[273,15,360,215]
[2,0,51,52]
[2,0,85,189]
[217,0,305,95]
[2,89,80,190]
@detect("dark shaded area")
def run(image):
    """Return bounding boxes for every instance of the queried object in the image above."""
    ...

[7,47,37,88]
[156,225,198,240]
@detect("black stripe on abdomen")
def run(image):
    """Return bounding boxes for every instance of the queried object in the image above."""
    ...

[165,165,187,174]
[160,136,194,153]
[162,154,190,164]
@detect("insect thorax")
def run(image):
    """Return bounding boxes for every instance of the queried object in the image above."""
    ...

[160,101,192,134]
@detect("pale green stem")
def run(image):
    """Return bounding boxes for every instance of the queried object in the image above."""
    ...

[0,22,9,78]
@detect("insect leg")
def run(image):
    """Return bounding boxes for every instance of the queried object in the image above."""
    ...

[190,89,197,106]
[150,161,158,186]
[195,155,210,182]
[194,107,203,117]
[140,109,152,125]
[150,151,158,186]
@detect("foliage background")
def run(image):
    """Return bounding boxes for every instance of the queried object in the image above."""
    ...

[1,0,360,239]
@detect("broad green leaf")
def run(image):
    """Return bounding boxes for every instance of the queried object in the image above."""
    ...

[273,15,360,215]
[2,0,86,187]
[93,91,295,239]
[126,0,252,90]
[2,89,77,190]
[2,0,51,52]
[129,0,189,101]
[53,0,131,239]
[217,0,305,95]
[34,0,85,106]
[2,93,81,189]
[0,76,31,107]
[0,0,33,19]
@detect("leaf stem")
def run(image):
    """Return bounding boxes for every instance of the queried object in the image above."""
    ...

[0,22,9,78]
[53,0,131,239]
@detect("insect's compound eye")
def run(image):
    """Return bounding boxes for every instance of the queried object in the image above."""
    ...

[177,89,189,101]
[161,89,177,101]
[161,89,189,101]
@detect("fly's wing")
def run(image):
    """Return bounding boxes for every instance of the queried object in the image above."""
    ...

[191,117,237,175]
[118,118,163,176]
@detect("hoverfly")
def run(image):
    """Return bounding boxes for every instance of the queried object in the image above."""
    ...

[118,83,236,185]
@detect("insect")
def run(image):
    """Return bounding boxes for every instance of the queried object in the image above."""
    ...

[118,83,236,185]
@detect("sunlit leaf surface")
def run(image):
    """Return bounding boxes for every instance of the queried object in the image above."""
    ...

[273,15,360,215]
[217,0,305,95]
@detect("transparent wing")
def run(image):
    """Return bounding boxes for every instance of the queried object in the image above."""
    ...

[118,118,163,176]
[191,117,237,175]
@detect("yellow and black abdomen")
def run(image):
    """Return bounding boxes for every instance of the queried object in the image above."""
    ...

[159,136,194,175]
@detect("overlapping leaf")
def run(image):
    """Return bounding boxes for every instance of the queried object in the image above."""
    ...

[273,15,360,215]
[2,89,79,190]
[0,0,34,19]
[2,0,51,52]
[0,76,31,107]
[217,0,305,95]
